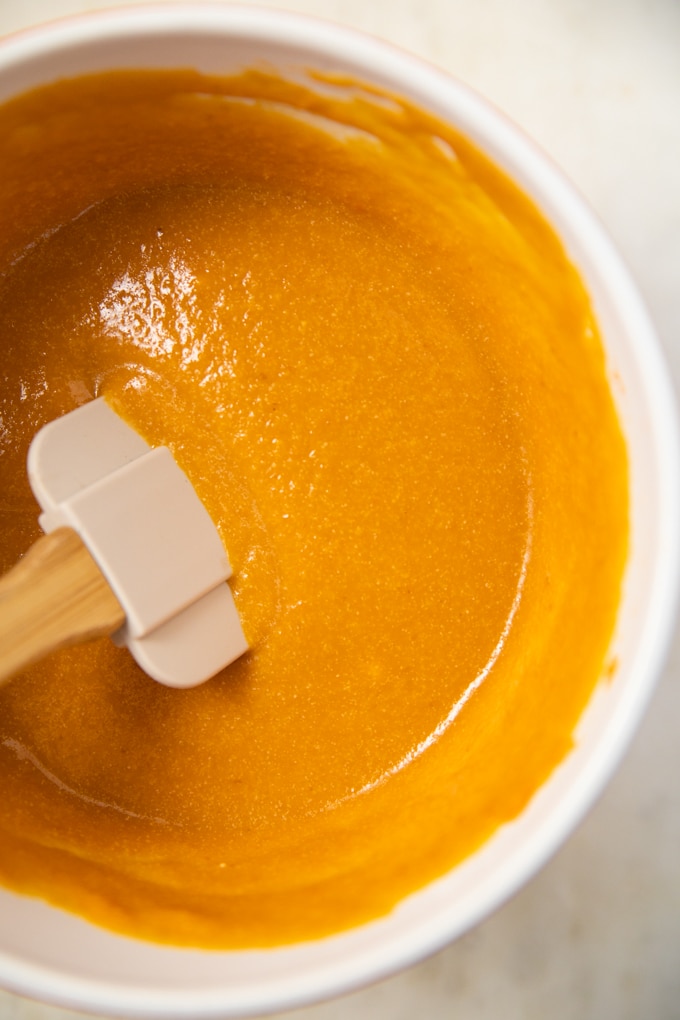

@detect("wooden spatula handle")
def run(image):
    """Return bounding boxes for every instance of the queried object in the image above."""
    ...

[0,527,125,686]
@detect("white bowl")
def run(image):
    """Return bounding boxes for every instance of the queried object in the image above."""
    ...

[0,5,678,1017]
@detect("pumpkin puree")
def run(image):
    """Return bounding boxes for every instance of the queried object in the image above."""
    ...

[0,70,627,947]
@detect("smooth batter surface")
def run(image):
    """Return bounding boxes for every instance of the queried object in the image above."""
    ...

[0,70,627,946]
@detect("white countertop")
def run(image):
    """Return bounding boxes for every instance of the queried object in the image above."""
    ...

[0,1,678,1018]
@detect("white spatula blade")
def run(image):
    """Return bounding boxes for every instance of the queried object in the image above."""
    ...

[27,398,248,687]
[125,584,249,689]
[28,397,150,513]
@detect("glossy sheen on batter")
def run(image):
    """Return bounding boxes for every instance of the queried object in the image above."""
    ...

[0,70,628,946]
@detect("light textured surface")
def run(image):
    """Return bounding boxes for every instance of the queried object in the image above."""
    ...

[0,0,678,1017]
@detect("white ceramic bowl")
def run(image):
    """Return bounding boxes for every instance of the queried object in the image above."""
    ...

[0,5,678,1017]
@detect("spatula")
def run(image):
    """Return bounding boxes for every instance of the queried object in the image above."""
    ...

[0,398,248,688]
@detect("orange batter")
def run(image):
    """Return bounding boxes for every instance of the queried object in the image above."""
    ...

[0,69,627,946]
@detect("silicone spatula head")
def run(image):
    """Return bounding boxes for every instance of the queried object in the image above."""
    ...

[27,398,248,688]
